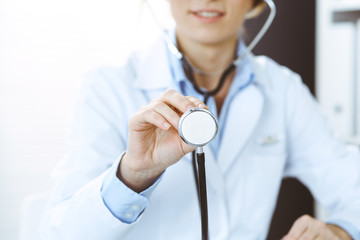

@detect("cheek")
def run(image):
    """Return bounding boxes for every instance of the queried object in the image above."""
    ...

[229,2,252,25]
[169,1,186,26]
[226,12,247,31]
[229,0,254,15]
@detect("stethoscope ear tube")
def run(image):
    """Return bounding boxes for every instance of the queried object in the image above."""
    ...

[233,0,276,66]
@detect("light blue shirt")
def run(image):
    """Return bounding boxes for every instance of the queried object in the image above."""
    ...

[100,38,360,239]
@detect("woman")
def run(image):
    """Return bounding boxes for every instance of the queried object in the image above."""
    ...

[40,0,360,239]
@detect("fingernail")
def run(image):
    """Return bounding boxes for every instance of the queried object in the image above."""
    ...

[198,103,206,109]
[163,122,171,129]
[187,105,195,111]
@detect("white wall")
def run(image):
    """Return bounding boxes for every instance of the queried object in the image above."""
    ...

[316,0,360,140]
[0,0,168,239]
[315,0,360,220]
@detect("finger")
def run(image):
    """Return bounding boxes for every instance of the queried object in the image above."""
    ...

[151,101,181,130]
[299,226,321,240]
[159,89,196,114]
[130,108,171,131]
[314,226,340,240]
[313,228,334,240]
[299,220,325,240]
[313,228,326,240]
[186,96,208,109]
[286,215,312,239]
[143,109,172,131]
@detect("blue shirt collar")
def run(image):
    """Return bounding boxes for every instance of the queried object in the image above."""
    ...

[166,30,254,93]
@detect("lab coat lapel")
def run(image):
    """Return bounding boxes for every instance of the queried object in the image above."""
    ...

[218,85,264,174]
[203,145,226,194]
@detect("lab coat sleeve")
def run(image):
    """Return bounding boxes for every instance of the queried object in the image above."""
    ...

[101,153,162,223]
[39,67,154,239]
[283,74,360,238]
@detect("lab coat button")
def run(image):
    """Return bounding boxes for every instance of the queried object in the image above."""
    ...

[124,212,134,219]
[130,205,141,211]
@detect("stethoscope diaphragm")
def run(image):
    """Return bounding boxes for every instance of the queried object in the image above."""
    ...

[178,108,218,147]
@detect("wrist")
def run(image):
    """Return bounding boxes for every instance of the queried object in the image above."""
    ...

[117,153,164,193]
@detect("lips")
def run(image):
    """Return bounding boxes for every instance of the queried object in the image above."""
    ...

[194,11,223,18]
[191,10,224,23]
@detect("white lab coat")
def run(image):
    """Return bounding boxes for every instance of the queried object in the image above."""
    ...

[40,38,360,240]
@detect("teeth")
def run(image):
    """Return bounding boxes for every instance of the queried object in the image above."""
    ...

[197,11,220,18]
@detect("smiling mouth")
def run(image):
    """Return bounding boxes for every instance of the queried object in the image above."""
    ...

[192,10,224,18]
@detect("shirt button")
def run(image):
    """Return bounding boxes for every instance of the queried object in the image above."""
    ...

[130,205,141,211]
[124,212,134,219]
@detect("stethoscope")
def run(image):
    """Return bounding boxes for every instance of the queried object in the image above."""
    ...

[145,0,276,239]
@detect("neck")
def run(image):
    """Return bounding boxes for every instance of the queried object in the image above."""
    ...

[176,32,238,88]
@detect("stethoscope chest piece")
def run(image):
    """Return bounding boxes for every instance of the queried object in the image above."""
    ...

[178,108,217,240]
[178,108,218,147]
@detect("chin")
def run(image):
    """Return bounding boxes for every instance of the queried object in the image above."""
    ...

[192,31,237,46]
[178,26,234,45]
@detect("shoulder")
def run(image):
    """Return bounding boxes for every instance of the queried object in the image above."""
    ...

[251,55,303,91]
[82,37,166,93]
[82,59,137,92]
[78,52,145,108]
[250,55,319,118]
[249,55,315,109]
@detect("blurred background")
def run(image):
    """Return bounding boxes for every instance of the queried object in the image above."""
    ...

[0,0,359,239]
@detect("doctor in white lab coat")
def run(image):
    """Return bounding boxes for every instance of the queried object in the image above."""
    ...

[40,0,360,239]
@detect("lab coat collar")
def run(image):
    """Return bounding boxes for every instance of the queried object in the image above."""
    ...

[248,53,272,89]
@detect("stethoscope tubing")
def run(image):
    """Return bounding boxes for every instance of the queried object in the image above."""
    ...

[195,149,208,240]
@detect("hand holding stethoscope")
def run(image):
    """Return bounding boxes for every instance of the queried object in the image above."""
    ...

[118,90,209,193]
